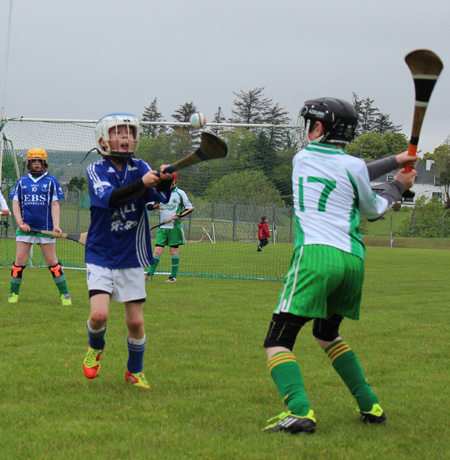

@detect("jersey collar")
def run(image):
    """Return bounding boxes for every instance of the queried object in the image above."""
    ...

[27,171,48,182]
[307,142,346,155]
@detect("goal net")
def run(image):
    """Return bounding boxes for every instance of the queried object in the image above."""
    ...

[0,118,302,281]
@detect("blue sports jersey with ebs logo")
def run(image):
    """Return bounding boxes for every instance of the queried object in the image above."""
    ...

[85,157,170,269]
[9,172,64,230]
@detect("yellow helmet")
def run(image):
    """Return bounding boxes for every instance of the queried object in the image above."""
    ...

[26,148,48,176]
[27,148,48,162]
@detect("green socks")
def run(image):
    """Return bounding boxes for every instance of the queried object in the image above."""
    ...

[10,264,25,294]
[326,340,379,412]
[268,341,380,416]
[148,255,160,277]
[147,254,179,278]
[268,352,310,416]
[171,255,179,278]
[49,263,69,295]
[53,275,69,295]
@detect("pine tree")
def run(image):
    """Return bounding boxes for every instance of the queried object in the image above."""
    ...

[172,102,198,133]
[210,106,227,135]
[263,102,292,149]
[142,98,165,138]
[172,102,198,122]
[229,87,272,124]
[353,92,402,136]
[374,113,402,134]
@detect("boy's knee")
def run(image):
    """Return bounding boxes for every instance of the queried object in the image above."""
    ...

[90,310,108,325]
[126,316,144,332]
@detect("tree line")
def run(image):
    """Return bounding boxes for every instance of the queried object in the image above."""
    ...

[142,89,408,153]
[138,89,415,205]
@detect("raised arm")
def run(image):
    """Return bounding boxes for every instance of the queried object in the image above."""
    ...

[366,151,419,181]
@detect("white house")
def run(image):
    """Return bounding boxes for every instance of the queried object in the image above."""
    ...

[371,159,445,205]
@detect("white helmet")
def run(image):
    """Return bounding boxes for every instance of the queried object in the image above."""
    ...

[95,113,140,162]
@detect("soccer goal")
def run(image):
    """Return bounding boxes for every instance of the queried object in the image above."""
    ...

[0,118,301,280]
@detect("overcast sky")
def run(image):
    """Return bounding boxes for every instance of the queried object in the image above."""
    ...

[0,0,449,154]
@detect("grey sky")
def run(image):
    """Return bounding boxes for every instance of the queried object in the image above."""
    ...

[1,0,448,154]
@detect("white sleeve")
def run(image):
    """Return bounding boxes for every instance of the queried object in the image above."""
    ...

[0,191,9,211]
[179,190,193,209]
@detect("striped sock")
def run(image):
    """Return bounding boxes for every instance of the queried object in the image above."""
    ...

[127,336,146,373]
[53,274,69,295]
[268,352,310,416]
[10,276,23,295]
[326,340,379,412]
[171,255,179,278]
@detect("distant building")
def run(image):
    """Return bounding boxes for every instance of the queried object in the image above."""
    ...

[370,160,444,205]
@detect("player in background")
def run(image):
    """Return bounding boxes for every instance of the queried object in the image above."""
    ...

[257,216,270,252]
[1,188,11,215]
[262,98,418,434]
[146,172,193,282]
[7,149,71,305]
[83,113,174,390]
[1,186,11,251]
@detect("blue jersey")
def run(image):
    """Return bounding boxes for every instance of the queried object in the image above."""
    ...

[85,157,170,269]
[9,173,64,230]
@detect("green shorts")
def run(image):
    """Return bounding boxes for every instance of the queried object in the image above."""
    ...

[155,226,186,247]
[274,244,364,320]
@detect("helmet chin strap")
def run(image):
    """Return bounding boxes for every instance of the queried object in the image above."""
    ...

[83,147,134,164]
[29,170,46,177]
[313,134,325,143]
[81,148,98,163]
[303,119,324,144]
[109,151,134,163]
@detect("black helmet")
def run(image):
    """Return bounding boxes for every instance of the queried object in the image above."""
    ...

[300,97,357,144]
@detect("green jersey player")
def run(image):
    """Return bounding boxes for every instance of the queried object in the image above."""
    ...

[262,98,418,434]
[146,172,193,282]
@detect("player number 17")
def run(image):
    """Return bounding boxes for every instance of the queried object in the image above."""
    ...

[298,177,336,212]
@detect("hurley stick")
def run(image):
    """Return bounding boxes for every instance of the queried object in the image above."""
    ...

[404,49,443,173]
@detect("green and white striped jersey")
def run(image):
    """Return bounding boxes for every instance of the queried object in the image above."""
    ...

[158,187,193,229]
[292,142,390,260]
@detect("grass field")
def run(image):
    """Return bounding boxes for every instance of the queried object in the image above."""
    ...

[0,236,294,281]
[0,247,449,459]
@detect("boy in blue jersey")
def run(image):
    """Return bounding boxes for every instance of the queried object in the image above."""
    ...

[8,148,71,305]
[262,98,418,434]
[82,113,174,390]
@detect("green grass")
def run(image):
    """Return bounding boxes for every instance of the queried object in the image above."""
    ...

[362,208,412,237]
[0,237,294,280]
[0,247,449,459]
[2,203,450,281]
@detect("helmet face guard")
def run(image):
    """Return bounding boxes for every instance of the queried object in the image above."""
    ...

[26,148,48,176]
[300,98,357,145]
[95,113,140,163]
